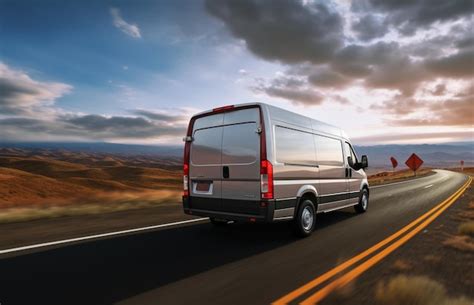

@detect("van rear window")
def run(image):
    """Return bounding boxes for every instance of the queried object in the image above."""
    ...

[222,123,258,165]
[191,127,222,165]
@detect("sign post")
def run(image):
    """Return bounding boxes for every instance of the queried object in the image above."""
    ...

[405,153,423,176]
[390,157,398,172]
[461,160,464,171]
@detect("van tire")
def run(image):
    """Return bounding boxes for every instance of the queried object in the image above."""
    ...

[210,217,228,226]
[293,199,316,237]
[354,189,369,213]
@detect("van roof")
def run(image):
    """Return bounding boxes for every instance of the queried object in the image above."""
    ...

[193,102,349,141]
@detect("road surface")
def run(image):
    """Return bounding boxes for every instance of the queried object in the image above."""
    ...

[0,169,469,305]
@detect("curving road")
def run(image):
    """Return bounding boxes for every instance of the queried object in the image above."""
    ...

[0,170,469,305]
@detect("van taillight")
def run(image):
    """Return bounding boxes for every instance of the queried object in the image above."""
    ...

[183,119,193,198]
[183,162,189,197]
[260,160,273,199]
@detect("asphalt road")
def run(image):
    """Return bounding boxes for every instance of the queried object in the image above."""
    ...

[0,170,468,305]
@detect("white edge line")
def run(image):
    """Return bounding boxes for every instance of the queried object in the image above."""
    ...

[0,218,207,256]
[423,184,434,189]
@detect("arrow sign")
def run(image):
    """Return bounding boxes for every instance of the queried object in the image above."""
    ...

[390,157,398,169]
[405,153,423,175]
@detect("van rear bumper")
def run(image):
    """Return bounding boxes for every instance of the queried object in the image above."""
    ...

[183,196,289,223]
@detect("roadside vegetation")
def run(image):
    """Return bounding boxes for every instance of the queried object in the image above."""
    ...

[367,168,434,186]
[375,182,474,305]
[375,275,472,305]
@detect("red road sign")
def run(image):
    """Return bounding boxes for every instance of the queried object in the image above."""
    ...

[405,153,423,172]
[390,157,398,169]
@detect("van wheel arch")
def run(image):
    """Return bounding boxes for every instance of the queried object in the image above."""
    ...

[294,192,318,218]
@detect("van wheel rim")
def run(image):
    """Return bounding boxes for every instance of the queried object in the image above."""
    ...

[302,206,314,231]
[361,193,368,210]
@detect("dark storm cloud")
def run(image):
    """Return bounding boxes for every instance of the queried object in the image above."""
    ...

[426,48,474,78]
[0,114,186,141]
[263,86,324,105]
[252,72,325,106]
[61,114,186,138]
[352,0,473,37]
[205,0,344,64]
[351,14,389,41]
[308,67,351,88]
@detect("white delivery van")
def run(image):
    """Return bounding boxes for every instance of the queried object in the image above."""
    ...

[182,103,369,236]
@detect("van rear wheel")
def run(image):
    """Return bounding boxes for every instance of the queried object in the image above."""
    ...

[210,217,228,226]
[293,199,316,237]
[354,189,369,213]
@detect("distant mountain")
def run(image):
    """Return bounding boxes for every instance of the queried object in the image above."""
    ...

[355,142,474,169]
[1,141,472,169]
[0,142,183,157]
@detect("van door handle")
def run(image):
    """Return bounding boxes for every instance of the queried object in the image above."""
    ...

[223,166,229,179]
[345,168,352,178]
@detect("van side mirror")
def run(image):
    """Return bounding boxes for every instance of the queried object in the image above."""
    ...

[360,155,368,169]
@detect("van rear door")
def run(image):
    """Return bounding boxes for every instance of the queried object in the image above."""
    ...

[189,107,261,213]
[189,114,224,211]
[221,108,261,214]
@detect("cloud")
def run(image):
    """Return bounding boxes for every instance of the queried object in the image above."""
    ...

[0,62,72,116]
[388,94,473,127]
[110,7,141,38]
[307,67,352,88]
[252,73,324,106]
[352,131,474,145]
[426,48,474,78]
[351,14,389,41]
[0,62,187,142]
[132,109,188,122]
[62,114,185,139]
[0,115,186,141]
[352,0,473,37]
[263,86,324,106]
[205,0,343,64]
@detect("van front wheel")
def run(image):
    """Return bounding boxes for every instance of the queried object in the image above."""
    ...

[354,189,369,213]
[293,199,316,237]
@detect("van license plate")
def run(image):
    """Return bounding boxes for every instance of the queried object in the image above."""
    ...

[196,182,211,192]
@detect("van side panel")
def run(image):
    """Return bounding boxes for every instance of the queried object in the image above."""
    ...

[272,124,319,200]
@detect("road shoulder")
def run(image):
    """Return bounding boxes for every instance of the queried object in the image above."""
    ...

[320,180,474,305]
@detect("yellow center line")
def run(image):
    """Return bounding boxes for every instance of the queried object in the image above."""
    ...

[272,177,472,305]
[300,176,472,305]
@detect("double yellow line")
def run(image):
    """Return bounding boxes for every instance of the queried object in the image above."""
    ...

[273,176,472,305]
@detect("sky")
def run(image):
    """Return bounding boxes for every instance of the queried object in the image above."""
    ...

[0,0,472,146]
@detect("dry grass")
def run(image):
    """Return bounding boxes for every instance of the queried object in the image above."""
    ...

[449,167,474,177]
[458,221,474,236]
[443,235,474,252]
[0,151,183,223]
[368,168,433,186]
[423,254,441,264]
[0,189,180,224]
[391,259,412,271]
[0,154,181,208]
[375,275,472,305]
